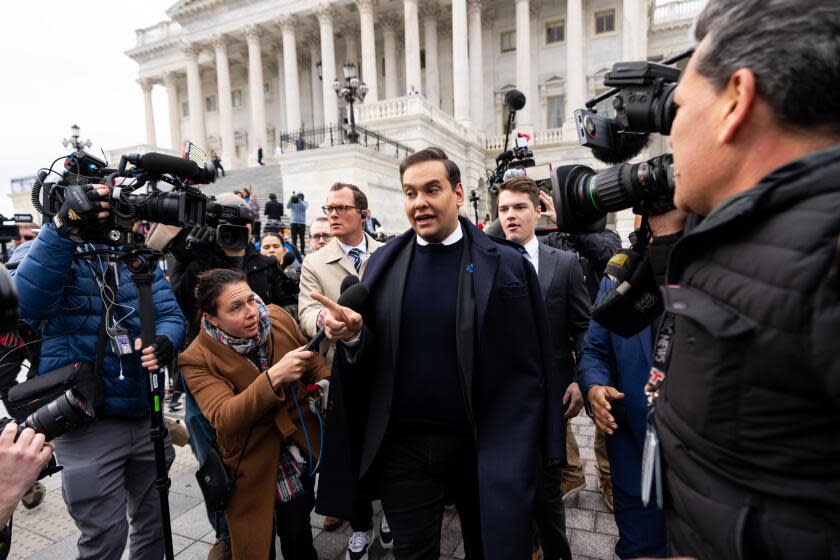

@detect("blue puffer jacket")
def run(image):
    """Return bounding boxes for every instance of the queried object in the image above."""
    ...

[11,225,186,417]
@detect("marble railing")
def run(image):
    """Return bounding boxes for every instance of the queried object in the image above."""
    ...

[484,128,567,150]
[359,96,462,134]
[134,21,182,47]
[653,0,705,24]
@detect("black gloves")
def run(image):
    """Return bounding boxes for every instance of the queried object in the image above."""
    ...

[53,185,106,238]
[149,335,174,368]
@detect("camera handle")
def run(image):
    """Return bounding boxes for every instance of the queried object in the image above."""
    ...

[122,249,175,560]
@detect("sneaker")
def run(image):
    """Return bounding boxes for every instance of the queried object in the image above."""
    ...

[21,482,45,509]
[346,529,373,560]
[599,477,614,512]
[379,513,393,549]
[560,476,586,504]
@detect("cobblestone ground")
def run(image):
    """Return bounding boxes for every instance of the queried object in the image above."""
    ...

[11,412,618,560]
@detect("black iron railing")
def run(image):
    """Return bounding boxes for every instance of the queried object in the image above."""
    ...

[277,124,414,159]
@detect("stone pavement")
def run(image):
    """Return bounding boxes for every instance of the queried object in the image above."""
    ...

[9,412,619,560]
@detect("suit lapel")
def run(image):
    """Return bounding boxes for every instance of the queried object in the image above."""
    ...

[537,245,558,300]
[456,233,476,410]
[323,238,361,277]
[382,240,414,375]
[464,219,499,343]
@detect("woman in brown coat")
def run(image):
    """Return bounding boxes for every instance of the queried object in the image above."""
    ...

[179,269,329,559]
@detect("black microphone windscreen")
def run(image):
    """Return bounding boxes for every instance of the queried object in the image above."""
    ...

[339,275,359,294]
[281,252,295,268]
[504,89,526,111]
[139,152,214,184]
[591,133,651,165]
[336,283,369,312]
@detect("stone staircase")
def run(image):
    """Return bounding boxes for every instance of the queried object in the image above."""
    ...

[201,163,285,209]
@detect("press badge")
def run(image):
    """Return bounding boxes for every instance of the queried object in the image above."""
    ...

[641,408,663,509]
[111,331,133,356]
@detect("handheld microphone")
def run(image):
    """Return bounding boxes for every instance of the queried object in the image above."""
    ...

[281,251,296,270]
[138,152,216,184]
[303,276,368,351]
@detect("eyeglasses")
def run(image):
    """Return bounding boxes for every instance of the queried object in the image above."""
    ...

[311,233,332,241]
[322,205,358,216]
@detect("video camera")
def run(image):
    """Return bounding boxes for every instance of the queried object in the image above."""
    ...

[0,213,35,263]
[189,201,255,251]
[33,142,215,246]
[549,48,694,233]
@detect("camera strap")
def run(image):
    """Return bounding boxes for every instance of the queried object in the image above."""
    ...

[94,264,117,378]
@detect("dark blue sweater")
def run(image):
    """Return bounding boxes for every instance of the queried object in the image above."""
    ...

[392,239,469,432]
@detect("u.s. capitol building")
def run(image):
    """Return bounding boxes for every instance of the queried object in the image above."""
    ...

[126,0,702,234]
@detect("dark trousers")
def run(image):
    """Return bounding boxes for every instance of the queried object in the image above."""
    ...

[379,431,484,560]
[350,492,373,532]
[291,223,306,255]
[533,462,573,560]
[272,474,318,560]
[613,483,666,559]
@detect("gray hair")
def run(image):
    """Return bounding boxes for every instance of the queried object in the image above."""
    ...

[694,0,840,135]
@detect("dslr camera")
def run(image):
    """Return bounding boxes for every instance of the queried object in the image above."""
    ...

[194,202,255,251]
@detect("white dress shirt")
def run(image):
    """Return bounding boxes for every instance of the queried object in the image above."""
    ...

[416,224,464,246]
[337,235,369,264]
[522,235,540,272]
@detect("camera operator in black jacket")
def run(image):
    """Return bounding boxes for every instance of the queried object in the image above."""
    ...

[651,2,840,558]
[538,191,621,303]
[169,194,299,341]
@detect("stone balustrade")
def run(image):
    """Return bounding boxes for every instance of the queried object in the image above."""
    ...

[484,127,567,151]
[134,21,182,47]
[654,0,705,24]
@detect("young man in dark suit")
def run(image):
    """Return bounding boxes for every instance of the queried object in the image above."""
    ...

[497,176,591,560]
[313,148,564,560]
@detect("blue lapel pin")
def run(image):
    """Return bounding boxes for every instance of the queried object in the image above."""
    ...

[466,264,474,273]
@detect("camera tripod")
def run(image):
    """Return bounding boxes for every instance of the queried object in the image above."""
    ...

[96,246,175,560]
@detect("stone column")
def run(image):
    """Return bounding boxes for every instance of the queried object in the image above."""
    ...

[279,15,303,131]
[355,0,379,102]
[316,4,339,126]
[212,35,236,166]
[451,0,471,126]
[275,47,287,133]
[565,0,586,132]
[381,14,400,99]
[623,0,649,60]
[514,0,533,130]
[139,78,157,146]
[183,44,207,148]
[163,71,181,150]
[421,3,440,108]
[342,26,359,64]
[468,0,484,130]
[245,26,268,161]
[309,43,325,127]
[403,0,422,95]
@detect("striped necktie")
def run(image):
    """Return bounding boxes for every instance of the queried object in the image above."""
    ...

[348,248,363,272]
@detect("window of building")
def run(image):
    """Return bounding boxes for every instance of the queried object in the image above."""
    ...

[500,31,516,53]
[181,101,189,117]
[205,95,217,112]
[264,82,272,102]
[595,9,616,34]
[546,20,565,44]
[547,95,565,128]
[232,89,243,107]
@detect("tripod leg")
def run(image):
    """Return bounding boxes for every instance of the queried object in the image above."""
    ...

[132,269,175,560]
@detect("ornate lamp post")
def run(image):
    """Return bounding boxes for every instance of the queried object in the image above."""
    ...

[62,124,92,151]
[332,62,368,143]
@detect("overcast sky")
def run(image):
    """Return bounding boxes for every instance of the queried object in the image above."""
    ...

[0,0,176,215]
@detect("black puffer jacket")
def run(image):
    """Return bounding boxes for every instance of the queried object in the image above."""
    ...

[656,145,840,560]
[171,244,299,341]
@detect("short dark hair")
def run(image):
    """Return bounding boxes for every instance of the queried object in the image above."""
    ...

[311,216,329,225]
[329,182,368,213]
[694,0,840,136]
[195,269,248,316]
[399,147,461,190]
[269,193,277,201]
[499,176,540,208]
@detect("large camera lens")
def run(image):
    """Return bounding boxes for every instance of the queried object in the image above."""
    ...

[22,389,95,442]
[130,191,208,228]
[551,154,675,232]
[215,224,249,250]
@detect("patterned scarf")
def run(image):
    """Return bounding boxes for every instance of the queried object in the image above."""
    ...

[201,294,272,372]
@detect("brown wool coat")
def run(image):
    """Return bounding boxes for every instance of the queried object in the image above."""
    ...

[179,305,329,559]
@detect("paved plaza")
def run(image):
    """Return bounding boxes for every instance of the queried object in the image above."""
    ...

[9,412,619,560]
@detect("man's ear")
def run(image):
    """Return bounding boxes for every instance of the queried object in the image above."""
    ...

[719,68,757,144]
